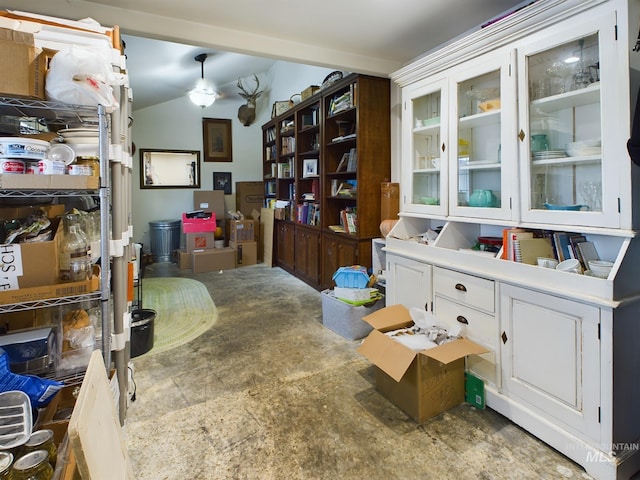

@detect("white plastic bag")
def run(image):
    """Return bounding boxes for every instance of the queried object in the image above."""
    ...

[45,45,119,111]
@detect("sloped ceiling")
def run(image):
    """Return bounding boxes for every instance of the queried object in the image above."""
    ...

[1,0,529,109]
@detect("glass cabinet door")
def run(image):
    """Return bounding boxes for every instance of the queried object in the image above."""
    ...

[402,78,448,215]
[519,14,618,228]
[449,52,515,221]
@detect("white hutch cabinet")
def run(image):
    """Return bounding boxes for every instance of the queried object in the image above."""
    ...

[386,1,640,479]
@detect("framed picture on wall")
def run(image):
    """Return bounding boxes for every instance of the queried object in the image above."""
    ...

[203,118,232,162]
[213,172,232,194]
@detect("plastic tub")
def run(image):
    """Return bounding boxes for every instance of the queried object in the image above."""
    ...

[0,137,49,159]
[130,309,156,358]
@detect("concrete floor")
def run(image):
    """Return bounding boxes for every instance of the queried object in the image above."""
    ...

[125,262,594,480]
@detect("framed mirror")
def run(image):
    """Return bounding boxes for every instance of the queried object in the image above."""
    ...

[140,149,201,189]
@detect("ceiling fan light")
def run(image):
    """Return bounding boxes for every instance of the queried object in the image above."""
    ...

[188,79,216,107]
[189,54,217,108]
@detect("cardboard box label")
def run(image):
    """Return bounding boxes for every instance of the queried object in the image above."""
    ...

[0,243,25,278]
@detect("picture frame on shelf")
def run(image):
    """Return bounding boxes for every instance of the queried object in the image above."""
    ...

[140,149,200,189]
[303,159,318,178]
[213,172,232,194]
[203,118,232,162]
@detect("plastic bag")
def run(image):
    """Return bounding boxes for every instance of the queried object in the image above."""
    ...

[0,348,62,409]
[45,45,120,111]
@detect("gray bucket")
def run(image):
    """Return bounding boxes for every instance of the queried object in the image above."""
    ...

[149,219,181,262]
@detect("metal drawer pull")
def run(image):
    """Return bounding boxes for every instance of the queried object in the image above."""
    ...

[456,315,468,325]
[454,283,467,292]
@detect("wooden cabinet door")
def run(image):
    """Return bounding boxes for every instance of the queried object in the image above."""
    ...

[500,284,601,443]
[295,226,321,287]
[276,221,295,272]
[322,234,358,289]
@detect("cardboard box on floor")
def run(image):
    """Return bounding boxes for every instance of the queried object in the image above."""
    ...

[191,248,235,273]
[235,181,264,217]
[174,250,191,270]
[229,241,257,267]
[357,304,488,423]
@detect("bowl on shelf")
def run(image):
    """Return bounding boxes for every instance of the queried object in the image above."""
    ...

[588,260,613,278]
[421,196,439,205]
[543,203,589,211]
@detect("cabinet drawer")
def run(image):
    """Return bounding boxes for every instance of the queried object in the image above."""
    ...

[433,296,498,349]
[433,266,494,313]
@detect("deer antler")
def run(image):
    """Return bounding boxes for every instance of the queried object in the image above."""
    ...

[237,74,263,100]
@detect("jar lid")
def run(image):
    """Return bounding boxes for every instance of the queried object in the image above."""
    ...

[25,429,53,447]
[13,450,48,470]
[0,451,13,471]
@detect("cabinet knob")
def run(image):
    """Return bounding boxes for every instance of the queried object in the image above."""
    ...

[456,315,468,325]
[441,143,446,152]
[454,283,467,292]
[519,129,526,142]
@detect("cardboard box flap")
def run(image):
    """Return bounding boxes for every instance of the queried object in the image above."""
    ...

[362,303,413,332]
[420,338,489,365]
[0,27,36,46]
[357,329,417,382]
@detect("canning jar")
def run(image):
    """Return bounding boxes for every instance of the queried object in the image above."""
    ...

[0,451,13,479]
[58,213,90,283]
[11,450,52,480]
[21,429,57,467]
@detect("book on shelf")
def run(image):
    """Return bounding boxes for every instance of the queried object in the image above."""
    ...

[336,153,349,172]
[568,234,588,268]
[340,207,357,234]
[552,232,573,262]
[518,237,555,265]
[576,241,600,266]
[334,180,357,197]
[347,148,357,171]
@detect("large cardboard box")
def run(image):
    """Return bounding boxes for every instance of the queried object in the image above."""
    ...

[358,304,488,423]
[0,28,47,99]
[193,190,226,219]
[229,241,257,267]
[235,182,264,217]
[174,250,191,270]
[321,289,384,340]
[0,216,61,290]
[228,219,256,243]
[185,232,215,252]
[192,248,235,273]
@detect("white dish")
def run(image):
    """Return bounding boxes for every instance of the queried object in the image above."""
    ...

[0,390,32,449]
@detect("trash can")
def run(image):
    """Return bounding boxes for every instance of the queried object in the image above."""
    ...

[130,309,156,358]
[149,219,181,262]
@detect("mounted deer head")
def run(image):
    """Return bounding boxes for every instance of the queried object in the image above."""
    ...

[237,74,263,126]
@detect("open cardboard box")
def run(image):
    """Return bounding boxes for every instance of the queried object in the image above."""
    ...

[0,265,100,305]
[357,304,488,423]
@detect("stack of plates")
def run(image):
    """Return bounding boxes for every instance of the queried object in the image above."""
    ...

[532,150,566,160]
[566,139,601,157]
[58,128,99,158]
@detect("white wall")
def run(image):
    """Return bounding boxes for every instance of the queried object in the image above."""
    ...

[131,61,335,250]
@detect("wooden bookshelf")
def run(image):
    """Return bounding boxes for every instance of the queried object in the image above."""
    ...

[263,74,390,289]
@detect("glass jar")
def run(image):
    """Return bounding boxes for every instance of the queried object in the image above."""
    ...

[11,450,52,480]
[0,451,13,479]
[21,429,56,468]
[58,213,90,283]
[75,157,99,177]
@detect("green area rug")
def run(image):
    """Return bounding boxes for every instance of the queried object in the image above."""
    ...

[139,277,217,356]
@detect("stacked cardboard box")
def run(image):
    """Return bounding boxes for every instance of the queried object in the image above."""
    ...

[174,191,235,273]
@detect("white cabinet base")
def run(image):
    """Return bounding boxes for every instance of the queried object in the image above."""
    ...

[486,387,640,480]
